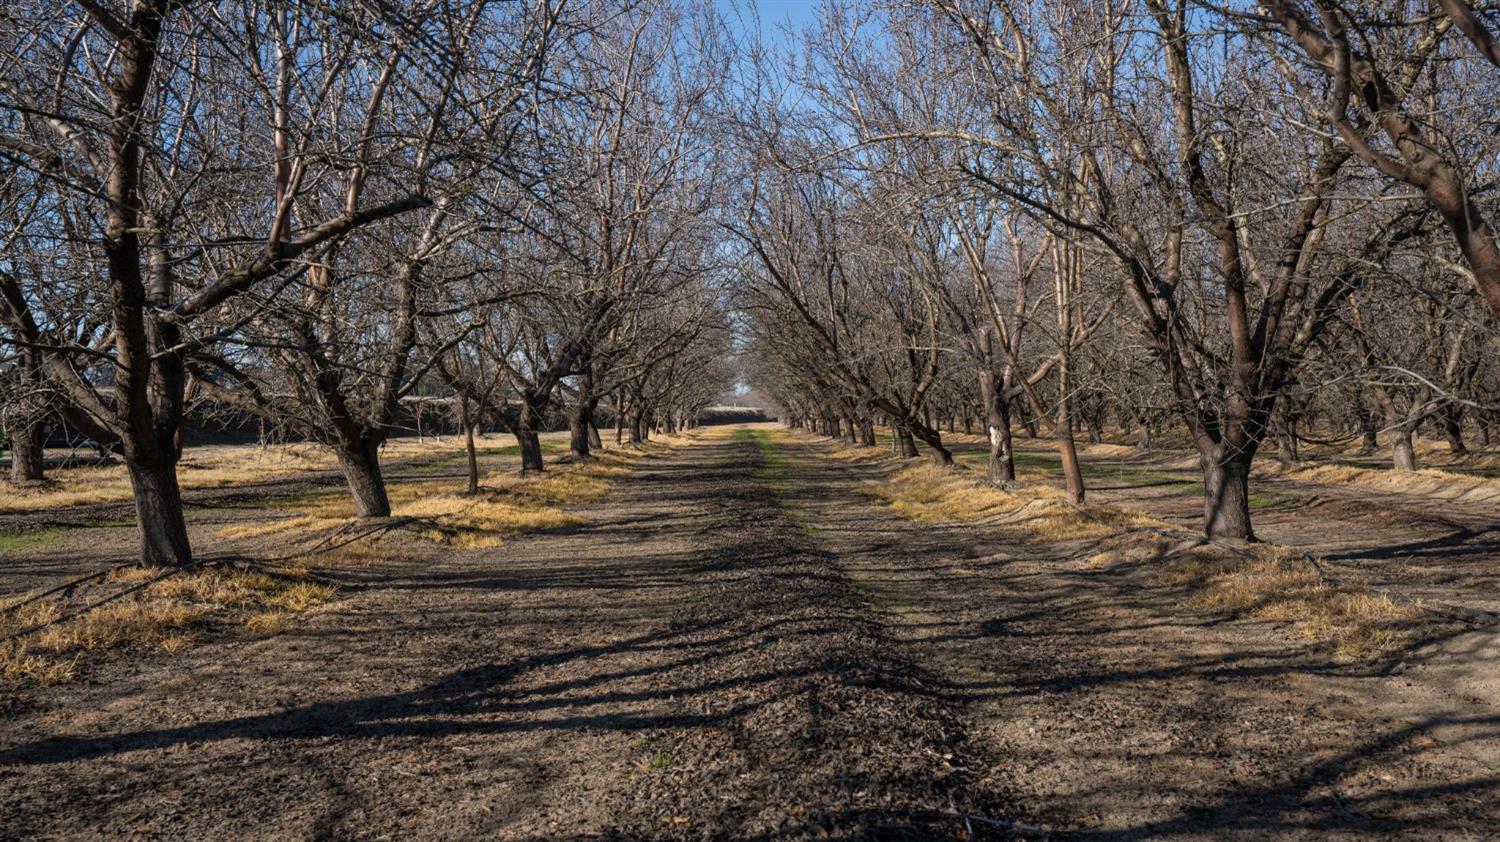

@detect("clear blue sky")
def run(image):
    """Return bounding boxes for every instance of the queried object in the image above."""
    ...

[715,0,821,49]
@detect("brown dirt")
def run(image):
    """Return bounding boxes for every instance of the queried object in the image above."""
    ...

[2,425,1498,839]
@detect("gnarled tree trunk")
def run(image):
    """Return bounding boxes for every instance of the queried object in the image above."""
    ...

[979,371,1015,486]
[1391,428,1417,472]
[8,417,46,483]
[894,423,919,458]
[336,435,392,517]
[126,453,193,566]
[515,400,546,474]
[1201,448,1254,541]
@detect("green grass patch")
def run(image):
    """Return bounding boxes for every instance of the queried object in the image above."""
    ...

[738,428,826,533]
[0,527,62,552]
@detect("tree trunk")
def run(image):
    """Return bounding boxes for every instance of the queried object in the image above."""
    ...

[614,390,626,445]
[629,411,644,444]
[1020,402,1039,438]
[571,374,598,460]
[979,371,1016,485]
[1391,428,1417,472]
[859,418,876,447]
[1201,449,1254,541]
[1356,398,1380,456]
[570,406,594,460]
[907,419,954,466]
[1057,408,1085,506]
[515,401,546,474]
[1274,406,1299,464]
[1439,405,1467,455]
[1276,429,1298,464]
[9,416,46,483]
[588,421,603,450]
[1057,356,1085,505]
[895,423,919,459]
[337,436,392,517]
[461,395,479,495]
[126,456,193,566]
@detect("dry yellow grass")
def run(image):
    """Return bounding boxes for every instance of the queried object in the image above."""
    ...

[838,440,1423,661]
[0,444,340,513]
[0,433,574,515]
[0,565,338,685]
[399,495,579,548]
[1165,546,1424,658]
[825,445,899,464]
[1282,463,1500,505]
[856,463,1170,541]
[216,448,630,553]
[1079,443,1142,459]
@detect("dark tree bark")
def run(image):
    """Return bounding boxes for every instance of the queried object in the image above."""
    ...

[980,371,1016,485]
[907,419,953,465]
[337,435,392,517]
[895,423,919,458]
[1438,405,1468,455]
[514,400,546,473]
[629,409,645,444]
[8,417,46,483]
[127,454,193,566]
[460,395,479,496]
[570,401,596,460]
[1357,398,1380,456]
[1202,448,1255,541]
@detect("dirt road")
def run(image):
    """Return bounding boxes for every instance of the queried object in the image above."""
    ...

[3,427,1498,839]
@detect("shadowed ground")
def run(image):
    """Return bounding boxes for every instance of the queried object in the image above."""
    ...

[2,425,1497,839]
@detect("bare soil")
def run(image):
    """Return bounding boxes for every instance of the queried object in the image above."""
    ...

[2,426,1498,839]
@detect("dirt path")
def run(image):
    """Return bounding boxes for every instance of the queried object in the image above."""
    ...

[0,431,996,839]
[3,426,1498,839]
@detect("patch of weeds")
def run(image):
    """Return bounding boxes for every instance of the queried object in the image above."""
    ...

[741,429,826,534]
[0,527,61,552]
[739,428,792,494]
[1249,493,1290,510]
[635,751,673,773]
[243,611,290,637]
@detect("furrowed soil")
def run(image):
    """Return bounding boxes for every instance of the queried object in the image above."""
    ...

[3,425,1499,840]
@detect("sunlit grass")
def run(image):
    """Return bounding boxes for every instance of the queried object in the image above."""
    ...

[1282,462,1500,504]
[216,445,632,551]
[825,430,1424,661]
[0,433,576,515]
[1163,546,1425,659]
[0,565,339,685]
[855,462,1170,540]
